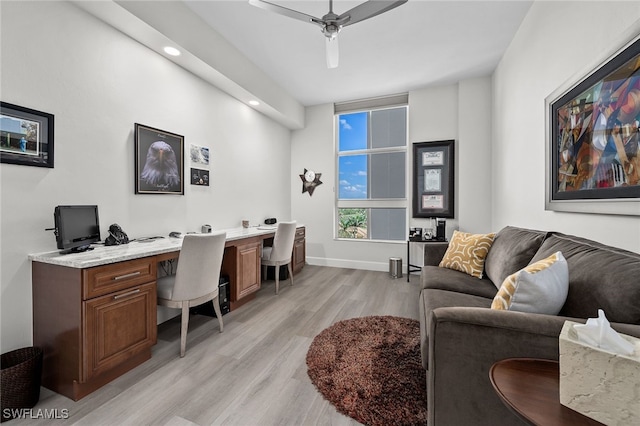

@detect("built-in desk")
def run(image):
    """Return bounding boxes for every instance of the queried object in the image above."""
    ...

[28,225,305,400]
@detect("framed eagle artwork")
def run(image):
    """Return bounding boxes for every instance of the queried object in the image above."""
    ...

[135,123,184,195]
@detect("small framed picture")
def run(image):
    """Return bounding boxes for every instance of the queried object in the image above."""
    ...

[190,144,209,167]
[191,168,209,186]
[0,102,54,168]
[135,123,184,195]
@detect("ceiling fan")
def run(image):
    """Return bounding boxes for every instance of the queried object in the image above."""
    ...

[249,0,407,68]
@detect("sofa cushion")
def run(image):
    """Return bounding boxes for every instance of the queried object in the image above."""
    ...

[484,226,548,288]
[491,251,569,315]
[531,233,640,324]
[439,230,495,278]
[421,265,498,299]
[419,288,492,368]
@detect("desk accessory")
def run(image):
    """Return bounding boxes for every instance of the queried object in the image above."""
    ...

[435,219,446,240]
[409,227,422,241]
[105,224,129,246]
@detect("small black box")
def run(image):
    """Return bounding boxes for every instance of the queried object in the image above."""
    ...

[190,276,230,317]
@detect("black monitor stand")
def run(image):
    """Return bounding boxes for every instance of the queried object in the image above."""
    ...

[60,245,95,255]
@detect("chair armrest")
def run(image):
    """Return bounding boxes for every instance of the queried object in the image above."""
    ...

[427,307,640,426]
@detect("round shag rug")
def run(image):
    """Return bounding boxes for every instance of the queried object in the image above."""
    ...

[306,316,427,426]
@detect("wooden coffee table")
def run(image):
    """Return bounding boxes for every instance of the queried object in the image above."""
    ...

[489,358,604,425]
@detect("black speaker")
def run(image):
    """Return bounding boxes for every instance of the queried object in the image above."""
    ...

[264,218,277,225]
[190,276,230,317]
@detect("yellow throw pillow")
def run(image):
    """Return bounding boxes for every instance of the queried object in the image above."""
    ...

[491,251,568,315]
[438,230,496,278]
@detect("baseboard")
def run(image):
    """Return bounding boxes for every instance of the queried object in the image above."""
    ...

[306,256,414,274]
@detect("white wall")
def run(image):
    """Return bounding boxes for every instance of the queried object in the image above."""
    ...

[291,77,493,271]
[492,1,640,252]
[0,1,292,352]
[408,78,493,236]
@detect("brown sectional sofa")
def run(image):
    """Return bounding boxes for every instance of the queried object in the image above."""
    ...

[419,226,640,425]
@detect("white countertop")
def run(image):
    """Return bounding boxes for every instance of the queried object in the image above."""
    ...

[28,225,287,269]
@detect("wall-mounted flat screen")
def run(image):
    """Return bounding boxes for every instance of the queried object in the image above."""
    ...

[54,205,100,254]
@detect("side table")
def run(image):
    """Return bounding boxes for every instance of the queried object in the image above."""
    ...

[489,358,604,425]
[406,239,448,282]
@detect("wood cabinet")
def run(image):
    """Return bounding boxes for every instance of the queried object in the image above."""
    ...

[83,281,156,381]
[32,257,157,401]
[293,226,306,274]
[222,237,262,310]
[30,225,306,400]
[235,241,261,299]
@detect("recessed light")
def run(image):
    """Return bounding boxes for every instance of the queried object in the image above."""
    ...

[248,100,260,106]
[163,46,181,56]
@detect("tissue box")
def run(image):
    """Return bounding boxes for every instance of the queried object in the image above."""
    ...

[559,321,640,425]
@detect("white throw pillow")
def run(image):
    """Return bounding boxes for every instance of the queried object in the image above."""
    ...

[491,251,569,315]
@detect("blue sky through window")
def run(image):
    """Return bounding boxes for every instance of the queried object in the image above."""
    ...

[339,155,367,199]
[339,112,367,151]
[338,112,368,199]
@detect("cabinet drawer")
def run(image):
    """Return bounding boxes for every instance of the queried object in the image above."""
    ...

[83,257,156,300]
[295,227,305,240]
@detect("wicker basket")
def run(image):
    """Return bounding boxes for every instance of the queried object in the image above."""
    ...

[1,347,43,422]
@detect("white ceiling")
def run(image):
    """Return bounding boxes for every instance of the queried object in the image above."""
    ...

[183,0,533,106]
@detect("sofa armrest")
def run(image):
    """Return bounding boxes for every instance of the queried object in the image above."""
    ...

[423,242,449,266]
[427,307,640,426]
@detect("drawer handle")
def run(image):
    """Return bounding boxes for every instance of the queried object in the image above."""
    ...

[113,271,141,281]
[113,289,141,300]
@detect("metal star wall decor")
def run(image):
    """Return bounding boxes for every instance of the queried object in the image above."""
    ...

[299,168,323,196]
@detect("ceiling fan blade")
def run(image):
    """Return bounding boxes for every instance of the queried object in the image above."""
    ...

[326,35,339,69]
[339,0,407,27]
[249,0,324,27]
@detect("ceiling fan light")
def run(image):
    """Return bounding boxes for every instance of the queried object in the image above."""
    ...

[326,37,339,68]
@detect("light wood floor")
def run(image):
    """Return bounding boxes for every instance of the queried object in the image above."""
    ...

[14,266,422,426]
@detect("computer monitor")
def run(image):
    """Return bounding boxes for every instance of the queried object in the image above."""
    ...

[54,205,101,254]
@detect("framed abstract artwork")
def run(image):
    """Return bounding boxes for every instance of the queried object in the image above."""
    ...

[545,28,640,215]
[135,123,184,195]
[413,140,455,218]
[0,102,54,168]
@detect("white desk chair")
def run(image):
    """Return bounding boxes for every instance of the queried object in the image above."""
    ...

[157,232,226,357]
[261,221,297,294]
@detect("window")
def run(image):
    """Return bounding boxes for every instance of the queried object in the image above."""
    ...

[336,100,407,241]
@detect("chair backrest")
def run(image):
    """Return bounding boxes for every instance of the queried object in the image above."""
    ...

[172,232,226,301]
[268,221,297,262]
